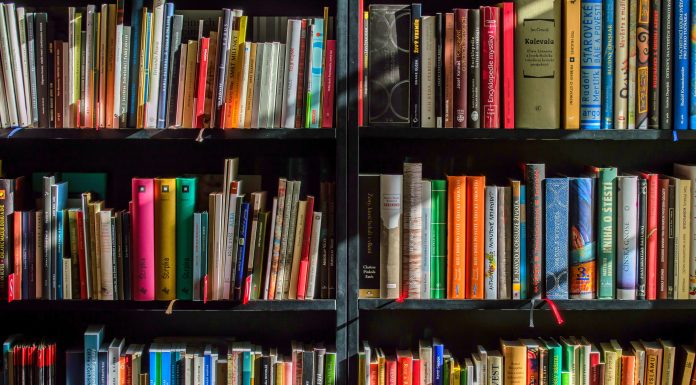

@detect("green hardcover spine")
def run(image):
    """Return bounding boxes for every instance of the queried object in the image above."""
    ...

[325,351,336,385]
[430,179,447,298]
[175,177,196,299]
[542,339,562,385]
[561,372,570,385]
[596,167,617,299]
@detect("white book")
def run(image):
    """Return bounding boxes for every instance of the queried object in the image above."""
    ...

[421,15,435,128]
[175,42,187,127]
[0,56,10,127]
[380,174,402,299]
[16,7,32,126]
[673,164,696,299]
[673,177,692,299]
[257,42,272,128]
[98,4,108,128]
[145,0,165,128]
[26,13,37,127]
[418,341,433,385]
[6,4,28,126]
[119,27,131,127]
[616,176,638,299]
[305,211,323,300]
[98,210,114,300]
[281,20,301,128]
[236,42,251,127]
[263,197,278,299]
[112,24,123,128]
[265,42,280,129]
[108,339,124,385]
[614,0,629,129]
[62,41,69,126]
[627,0,636,129]
[250,43,265,128]
[273,43,285,128]
[84,5,95,127]
[222,194,241,300]
[192,212,201,301]
[485,186,498,299]
[421,180,432,299]
[403,163,422,298]
[0,6,17,126]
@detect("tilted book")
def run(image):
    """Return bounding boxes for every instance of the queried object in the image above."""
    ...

[145,0,165,128]
[545,178,569,299]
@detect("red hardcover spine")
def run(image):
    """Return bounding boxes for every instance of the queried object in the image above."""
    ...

[411,359,421,385]
[358,0,364,127]
[13,212,21,300]
[444,13,454,128]
[386,359,397,385]
[131,178,155,301]
[480,6,500,128]
[195,37,210,129]
[589,352,601,385]
[369,363,378,385]
[322,40,336,128]
[295,19,308,128]
[641,172,659,299]
[500,2,514,129]
[454,9,468,128]
[76,210,87,299]
[397,355,412,385]
[296,196,315,300]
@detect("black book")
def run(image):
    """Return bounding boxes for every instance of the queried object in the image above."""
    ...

[70,211,81,300]
[467,9,480,128]
[435,13,443,127]
[212,10,231,128]
[0,178,14,301]
[660,0,673,129]
[314,348,326,385]
[524,163,545,299]
[368,4,410,126]
[637,178,647,299]
[111,215,118,299]
[410,4,422,127]
[21,211,30,299]
[358,175,380,298]
[327,181,336,299]
[261,355,271,385]
[27,211,36,299]
[115,212,124,300]
[648,0,661,128]
[122,211,132,300]
[167,15,184,128]
[26,12,39,127]
[98,344,108,385]
[667,184,675,298]
[302,350,315,385]
[319,186,329,298]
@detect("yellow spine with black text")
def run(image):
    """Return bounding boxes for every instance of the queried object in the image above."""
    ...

[155,178,176,300]
[564,0,580,129]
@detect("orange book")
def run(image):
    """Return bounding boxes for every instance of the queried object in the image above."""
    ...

[466,176,485,299]
[621,353,636,385]
[447,176,467,298]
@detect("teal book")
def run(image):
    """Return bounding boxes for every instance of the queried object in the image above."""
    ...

[84,325,104,385]
[200,211,208,301]
[592,167,617,299]
[540,338,562,385]
[430,179,447,299]
[242,350,252,385]
[175,177,197,300]
[306,18,324,128]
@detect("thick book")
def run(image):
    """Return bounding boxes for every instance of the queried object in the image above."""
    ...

[380,175,402,299]
[660,0,673,129]
[614,0,629,129]
[672,164,696,298]
[281,20,301,128]
[648,0,660,128]
[564,0,581,129]
[403,163,422,298]
[617,176,638,299]
[484,186,498,299]
[514,0,561,128]
[674,0,689,129]
[175,178,195,300]
[481,7,500,129]
[0,5,19,126]
[431,179,447,299]
[131,179,154,301]
[639,173,658,299]
[435,13,443,128]
[590,167,618,299]
[154,178,176,300]
[447,176,466,299]
[421,180,432,298]
[569,178,595,299]
[321,40,336,128]
[5,4,29,126]
[468,9,480,128]
[636,0,650,129]
[411,4,422,127]
[306,19,325,128]
[545,178,569,299]
[510,180,522,299]
[658,178,670,299]
[454,9,468,128]
[497,186,511,299]
[368,5,410,126]
[498,3,514,129]
[580,0,603,130]
[525,164,545,298]
[627,0,637,129]
[467,176,485,299]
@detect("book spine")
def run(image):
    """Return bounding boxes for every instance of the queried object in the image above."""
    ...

[499,3,514,129]
[165,16,182,127]
[580,0,603,130]
[637,178,648,299]
[435,13,443,128]
[454,9,467,128]
[602,0,616,129]
[444,13,454,128]
[98,211,113,300]
[16,8,33,127]
[614,0,629,129]
[112,24,124,128]
[321,40,336,128]
[195,37,210,128]
[421,16,435,127]
[403,163,423,299]
[520,185,527,298]
[175,178,195,300]
[564,0,581,129]
[127,0,144,128]
[617,176,638,299]
[677,180,691,299]
[657,179,669,298]
[467,9,480,128]
[511,181,521,299]
[644,174,658,299]
[525,164,545,298]
[380,175,402,299]
[484,186,498,299]
[498,188,511,299]
[467,176,485,299]
[447,176,466,299]
[569,178,595,299]
[132,179,154,301]
[305,212,323,299]
[0,5,19,127]
[212,10,230,129]
[674,0,689,129]
[119,27,131,127]
[26,13,38,127]
[233,203,249,299]
[411,4,422,127]
[636,0,650,129]
[0,180,11,299]
[359,175,380,298]
[660,0,673,129]
[281,20,301,128]
[431,180,447,299]
[104,5,116,128]
[545,178,569,299]
[358,0,364,127]
[648,0,660,128]
[597,168,618,299]
[667,184,675,298]
[480,7,500,128]
[628,0,637,129]
[6,4,28,127]
[145,0,165,128]
[295,20,308,128]
[421,180,432,299]
[362,12,369,127]
[307,19,324,128]
[156,5,174,128]
[35,13,48,127]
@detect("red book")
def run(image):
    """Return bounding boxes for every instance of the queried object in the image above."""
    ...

[454,9,468,128]
[386,356,398,385]
[296,196,315,300]
[369,362,378,385]
[76,210,87,299]
[131,178,155,301]
[589,348,601,385]
[195,37,210,129]
[412,358,421,385]
[54,41,63,128]
[499,2,514,129]
[480,6,500,128]
[295,19,309,128]
[640,172,659,299]
[397,351,413,385]
[657,178,669,299]
[358,0,364,127]
[322,40,336,128]
[125,354,133,385]
[13,212,21,300]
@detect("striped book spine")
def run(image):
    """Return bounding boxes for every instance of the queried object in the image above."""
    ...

[545,178,569,299]
[580,0,603,130]
[601,0,615,129]
[431,180,447,299]
[403,163,423,298]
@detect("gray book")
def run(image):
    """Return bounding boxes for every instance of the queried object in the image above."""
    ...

[273,43,285,128]
[250,43,265,128]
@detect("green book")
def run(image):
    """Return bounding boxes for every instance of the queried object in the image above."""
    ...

[561,372,570,385]
[200,211,209,301]
[594,167,617,299]
[175,177,197,300]
[540,338,563,385]
[443,354,451,385]
[560,338,578,385]
[325,350,336,385]
[431,179,447,298]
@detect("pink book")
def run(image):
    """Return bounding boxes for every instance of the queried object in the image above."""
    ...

[499,2,514,129]
[131,178,155,301]
[321,40,336,128]
[481,6,500,128]
[296,196,315,300]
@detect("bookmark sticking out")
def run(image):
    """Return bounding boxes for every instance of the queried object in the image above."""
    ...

[203,275,209,304]
[196,128,206,143]
[243,276,252,305]
[395,295,405,303]
[165,299,177,315]
[8,127,22,137]
[544,298,565,325]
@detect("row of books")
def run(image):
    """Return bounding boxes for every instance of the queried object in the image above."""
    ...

[0,158,336,302]
[359,338,693,385]
[1,339,56,385]
[0,2,336,129]
[359,162,696,300]
[357,0,687,130]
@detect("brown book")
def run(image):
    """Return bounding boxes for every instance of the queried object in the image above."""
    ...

[444,13,454,128]
[54,40,64,128]
[182,40,198,128]
[294,19,309,128]
[501,340,527,385]
[658,178,670,299]
[454,9,468,128]
[642,341,664,385]
[105,4,116,128]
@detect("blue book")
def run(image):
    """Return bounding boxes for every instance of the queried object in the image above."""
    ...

[204,351,211,385]
[519,185,527,299]
[580,0,603,129]
[307,18,324,128]
[242,351,251,385]
[56,210,64,299]
[569,178,595,299]
[128,0,144,128]
[84,325,104,385]
[149,344,160,385]
[544,178,569,299]
[157,4,175,128]
[161,348,172,385]
[98,344,108,385]
[601,0,615,129]
[66,349,85,385]
[172,350,181,385]
[433,340,444,385]
[234,202,250,299]
[675,0,690,129]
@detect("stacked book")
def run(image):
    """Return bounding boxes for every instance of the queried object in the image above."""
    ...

[0,2,336,129]
[1,336,56,385]
[359,162,696,300]
[358,0,685,130]
[359,338,690,385]
[0,158,336,301]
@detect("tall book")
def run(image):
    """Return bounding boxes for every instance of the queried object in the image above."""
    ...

[410,4,422,127]
[6,4,29,127]
[673,164,696,298]
[660,0,673,129]
[403,163,422,298]
[380,175,402,299]
[614,0,629,129]
[468,9,480,128]
[648,0,660,128]
[497,186,512,299]
[0,5,19,127]
[421,180,431,298]
[154,178,176,300]
[580,0,603,130]
[525,164,545,298]
[127,0,144,128]
[359,175,380,298]
[499,3,514,129]
[672,177,691,299]
[636,0,650,129]
[447,176,466,299]
[511,180,523,299]
[454,9,468,128]
[674,0,689,129]
[175,177,196,300]
[155,4,174,128]
[281,19,301,128]
[431,180,447,299]
[443,13,454,128]
[435,13,443,128]
[514,0,561,128]
[480,7,500,129]
[484,186,498,299]
[35,13,49,128]
[617,176,638,299]
[132,178,154,301]
[467,176,485,299]
[569,178,595,299]
[564,0,580,129]
[545,178,569,299]
[165,15,183,128]
[145,0,165,128]
[627,0,637,129]
[591,167,618,299]
[421,16,435,128]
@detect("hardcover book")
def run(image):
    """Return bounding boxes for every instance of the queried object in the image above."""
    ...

[380,175,402,299]
[545,178,569,299]
[564,0,581,129]
[431,180,447,299]
[410,4,422,127]
[447,176,466,299]
[580,0,603,130]
[403,163,423,298]
[454,9,468,128]
[590,167,618,299]
[484,186,498,299]
[467,176,485,299]
[569,178,595,299]
[617,176,638,299]
[614,0,630,129]
[468,10,481,128]
[154,178,176,300]
[525,164,545,298]
[359,175,380,298]
[674,0,689,129]
[481,7,500,129]
[636,0,650,129]
[131,178,154,301]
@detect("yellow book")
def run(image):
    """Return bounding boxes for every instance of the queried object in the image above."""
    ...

[601,343,618,385]
[676,179,692,299]
[563,0,580,129]
[182,40,198,128]
[223,15,242,128]
[275,362,284,385]
[98,5,109,128]
[679,346,695,385]
[230,16,248,127]
[377,349,386,385]
[243,43,258,128]
[105,4,117,128]
[88,201,103,298]
[155,178,176,300]
[501,340,527,385]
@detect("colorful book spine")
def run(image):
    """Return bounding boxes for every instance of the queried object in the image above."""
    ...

[617,176,638,299]
[520,185,527,299]
[500,2,514,129]
[648,0,660,128]
[194,37,210,128]
[691,0,696,129]
[156,4,174,128]
[641,173,658,299]
[525,164,545,298]
[660,0,673,129]
[545,178,569,299]
[421,180,431,298]
[564,0,581,129]
[380,175,402,299]
[411,3,422,127]
[307,18,324,128]
[234,202,250,299]
[404,163,423,299]
[454,9,468,128]
[132,178,154,301]
[675,0,690,129]
[468,9,481,128]
[511,181,522,299]
[322,40,336,128]
[433,342,444,385]
[569,178,596,299]
[637,178,648,299]
[595,167,618,299]
[485,186,498,299]
[580,0,603,130]
[636,0,650,129]
[447,176,466,299]
[627,0,637,129]
[175,177,196,300]
[127,0,144,128]
[481,6,500,128]
[84,326,104,385]
[602,0,616,129]
[467,176,485,299]
[614,0,629,129]
[155,178,176,300]
[431,180,447,299]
